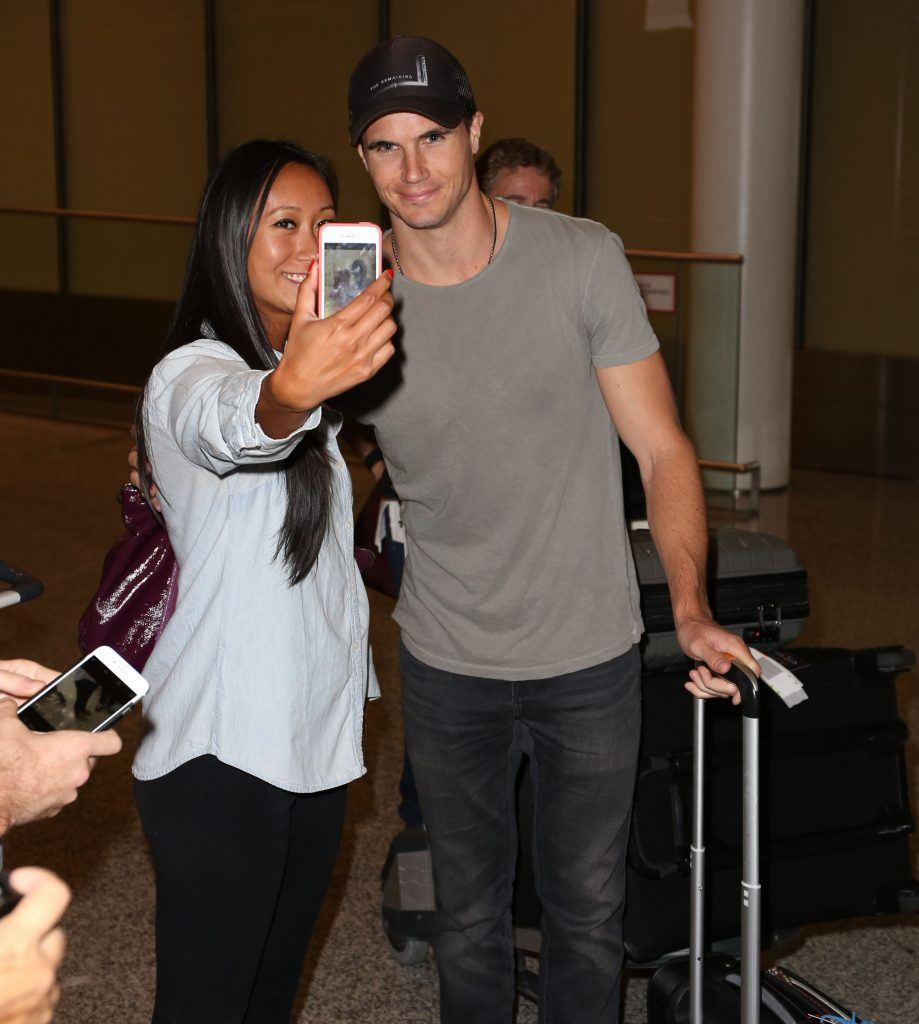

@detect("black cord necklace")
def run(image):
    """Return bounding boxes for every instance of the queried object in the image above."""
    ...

[391,194,497,276]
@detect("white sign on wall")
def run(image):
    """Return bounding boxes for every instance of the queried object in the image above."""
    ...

[634,272,677,314]
[645,0,692,32]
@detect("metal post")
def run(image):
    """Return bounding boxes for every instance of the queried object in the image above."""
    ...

[377,0,392,229]
[794,0,816,350]
[689,696,706,1024]
[204,0,219,170]
[573,0,589,217]
[674,263,685,415]
[741,713,761,1024]
[48,0,69,294]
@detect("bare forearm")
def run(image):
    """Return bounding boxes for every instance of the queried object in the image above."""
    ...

[642,435,711,626]
[595,355,753,682]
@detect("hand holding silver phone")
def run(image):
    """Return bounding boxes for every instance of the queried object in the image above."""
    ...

[17,645,148,733]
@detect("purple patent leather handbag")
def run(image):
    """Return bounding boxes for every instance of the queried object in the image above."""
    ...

[78,485,178,670]
[79,485,376,671]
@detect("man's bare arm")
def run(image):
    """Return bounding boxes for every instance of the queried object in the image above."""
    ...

[595,352,758,700]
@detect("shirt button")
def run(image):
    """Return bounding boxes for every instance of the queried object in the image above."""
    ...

[352,640,360,652]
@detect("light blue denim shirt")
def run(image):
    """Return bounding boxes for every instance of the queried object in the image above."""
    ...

[132,339,378,793]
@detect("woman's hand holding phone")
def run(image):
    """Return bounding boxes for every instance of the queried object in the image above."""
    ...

[256,261,396,439]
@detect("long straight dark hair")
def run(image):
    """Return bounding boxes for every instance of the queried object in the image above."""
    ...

[134,139,338,585]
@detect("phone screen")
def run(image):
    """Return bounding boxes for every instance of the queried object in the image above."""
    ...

[18,656,136,732]
[323,242,377,317]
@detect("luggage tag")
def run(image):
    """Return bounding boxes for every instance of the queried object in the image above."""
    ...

[750,648,809,708]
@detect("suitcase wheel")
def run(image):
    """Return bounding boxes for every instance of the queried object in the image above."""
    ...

[878,879,919,915]
[854,645,916,676]
[384,928,430,966]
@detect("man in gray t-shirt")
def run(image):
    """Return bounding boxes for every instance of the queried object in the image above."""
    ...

[353,208,656,680]
[346,36,757,1024]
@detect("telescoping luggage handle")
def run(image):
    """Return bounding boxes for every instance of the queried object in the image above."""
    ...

[0,562,44,610]
[690,659,761,1024]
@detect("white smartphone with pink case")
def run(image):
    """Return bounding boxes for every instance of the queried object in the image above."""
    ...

[317,222,383,318]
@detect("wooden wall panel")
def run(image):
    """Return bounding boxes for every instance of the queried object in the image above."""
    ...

[391,0,578,215]
[216,0,379,223]
[585,0,695,249]
[0,3,59,291]
[61,0,206,301]
[804,0,919,358]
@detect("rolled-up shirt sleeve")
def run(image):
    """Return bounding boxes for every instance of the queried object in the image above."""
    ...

[146,341,321,474]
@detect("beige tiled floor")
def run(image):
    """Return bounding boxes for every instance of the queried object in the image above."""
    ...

[1,411,916,1022]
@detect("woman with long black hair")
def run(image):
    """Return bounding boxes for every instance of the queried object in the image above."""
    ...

[131,139,395,1023]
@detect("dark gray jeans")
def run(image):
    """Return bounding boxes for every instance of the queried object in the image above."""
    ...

[400,643,642,1024]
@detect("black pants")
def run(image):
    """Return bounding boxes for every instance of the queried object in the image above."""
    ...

[135,756,347,1024]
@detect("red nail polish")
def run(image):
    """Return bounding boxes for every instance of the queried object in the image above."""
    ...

[384,268,394,279]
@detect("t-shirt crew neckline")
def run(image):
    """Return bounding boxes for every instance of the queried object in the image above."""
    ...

[393,199,518,293]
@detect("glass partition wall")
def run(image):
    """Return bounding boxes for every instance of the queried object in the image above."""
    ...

[0,201,747,512]
[631,253,750,511]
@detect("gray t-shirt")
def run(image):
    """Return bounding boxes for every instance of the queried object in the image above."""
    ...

[347,203,660,680]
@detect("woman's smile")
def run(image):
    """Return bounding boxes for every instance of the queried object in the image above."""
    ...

[247,163,335,345]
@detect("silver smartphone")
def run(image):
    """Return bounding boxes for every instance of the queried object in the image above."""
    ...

[17,645,149,733]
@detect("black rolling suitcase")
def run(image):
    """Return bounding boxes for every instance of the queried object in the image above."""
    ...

[381,646,917,983]
[631,527,809,670]
[646,662,865,1023]
[622,440,809,672]
[624,645,917,964]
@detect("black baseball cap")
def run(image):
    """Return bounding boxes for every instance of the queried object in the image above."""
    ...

[348,36,477,146]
